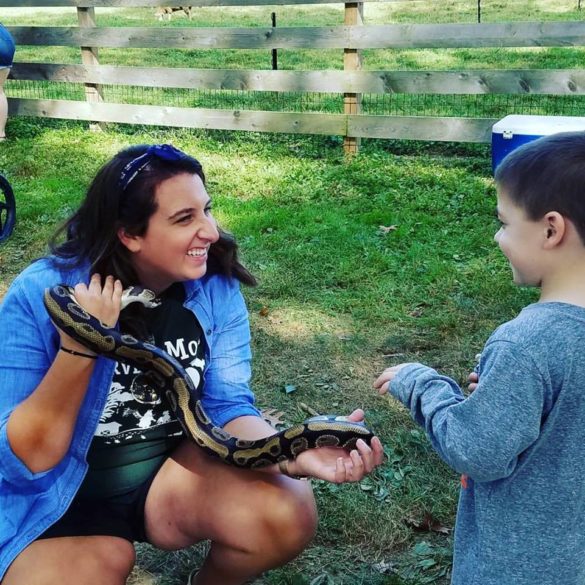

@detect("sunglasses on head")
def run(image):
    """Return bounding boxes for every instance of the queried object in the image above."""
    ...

[118,144,193,191]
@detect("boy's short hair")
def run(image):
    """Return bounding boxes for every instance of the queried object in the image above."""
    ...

[495,131,585,244]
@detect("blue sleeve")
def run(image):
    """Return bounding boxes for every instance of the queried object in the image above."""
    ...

[390,341,544,482]
[201,280,260,428]
[0,277,61,486]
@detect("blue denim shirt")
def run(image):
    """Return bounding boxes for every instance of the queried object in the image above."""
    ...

[0,257,259,578]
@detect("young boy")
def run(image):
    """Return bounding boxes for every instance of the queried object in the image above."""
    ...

[374,131,585,585]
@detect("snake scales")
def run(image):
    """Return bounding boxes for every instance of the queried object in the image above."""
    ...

[44,284,375,468]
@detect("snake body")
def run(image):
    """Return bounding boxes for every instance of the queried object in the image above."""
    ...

[44,284,375,468]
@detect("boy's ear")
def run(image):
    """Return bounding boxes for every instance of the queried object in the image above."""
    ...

[543,212,566,249]
[117,227,141,253]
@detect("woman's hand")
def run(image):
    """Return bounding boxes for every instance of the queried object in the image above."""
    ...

[287,409,384,484]
[58,274,123,352]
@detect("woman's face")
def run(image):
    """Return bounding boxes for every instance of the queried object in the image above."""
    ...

[120,172,219,293]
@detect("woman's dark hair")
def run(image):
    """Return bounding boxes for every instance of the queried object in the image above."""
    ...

[50,144,256,288]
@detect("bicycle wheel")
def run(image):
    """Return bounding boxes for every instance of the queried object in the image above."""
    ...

[0,173,15,243]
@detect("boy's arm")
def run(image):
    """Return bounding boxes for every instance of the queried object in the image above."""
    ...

[379,343,544,482]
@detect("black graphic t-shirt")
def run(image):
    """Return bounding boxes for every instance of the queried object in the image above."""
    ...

[78,283,205,498]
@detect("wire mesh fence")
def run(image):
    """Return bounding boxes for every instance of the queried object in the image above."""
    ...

[8,79,585,119]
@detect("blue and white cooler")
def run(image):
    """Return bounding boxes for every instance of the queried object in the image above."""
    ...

[491,115,585,171]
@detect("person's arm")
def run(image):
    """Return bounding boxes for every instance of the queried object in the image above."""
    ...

[375,342,544,481]
[202,278,384,482]
[199,278,262,427]
[3,274,122,474]
[7,351,98,473]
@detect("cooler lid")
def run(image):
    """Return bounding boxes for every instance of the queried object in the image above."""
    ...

[492,115,585,136]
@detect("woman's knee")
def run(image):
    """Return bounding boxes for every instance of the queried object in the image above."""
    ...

[92,537,136,580]
[259,480,318,555]
[2,537,136,585]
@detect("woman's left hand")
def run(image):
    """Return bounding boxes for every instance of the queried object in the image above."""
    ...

[287,409,384,483]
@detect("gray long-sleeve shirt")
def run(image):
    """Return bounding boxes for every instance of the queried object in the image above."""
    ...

[391,302,585,585]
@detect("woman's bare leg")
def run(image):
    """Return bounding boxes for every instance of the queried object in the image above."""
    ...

[2,535,136,585]
[145,440,318,585]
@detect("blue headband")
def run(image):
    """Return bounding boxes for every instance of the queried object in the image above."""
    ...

[118,144,192,191]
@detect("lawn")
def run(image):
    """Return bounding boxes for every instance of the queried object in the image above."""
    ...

[0,1,569,583]
[0,118,536,585]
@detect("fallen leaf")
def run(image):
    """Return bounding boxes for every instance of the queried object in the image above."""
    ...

[378,224,398,234]
[259,306,270,317]
[406,513,451,535]
[284,384,297,394]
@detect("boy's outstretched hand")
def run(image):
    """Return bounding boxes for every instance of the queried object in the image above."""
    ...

[373,364,414,395]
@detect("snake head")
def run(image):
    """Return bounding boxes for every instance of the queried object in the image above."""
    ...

[120,287,161,311]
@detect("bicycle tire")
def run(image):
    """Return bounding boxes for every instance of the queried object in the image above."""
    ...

[0,173,16,243]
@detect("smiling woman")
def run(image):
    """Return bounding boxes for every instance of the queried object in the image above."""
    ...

[0,143,384,585]
[118,171,220,293]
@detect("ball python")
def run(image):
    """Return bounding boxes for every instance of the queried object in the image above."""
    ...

[43,284,375,468]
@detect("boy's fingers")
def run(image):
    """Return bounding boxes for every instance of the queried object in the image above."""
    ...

[376,381,390,395]
[374,366,402,388]
[373,373,388,388]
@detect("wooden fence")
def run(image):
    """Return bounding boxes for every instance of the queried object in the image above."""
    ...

[2,0,585,152]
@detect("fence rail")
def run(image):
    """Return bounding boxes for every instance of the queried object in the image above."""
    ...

[0,0,377,7]
[9,22,585,50]
[3,2,585,152]
[11,64,585,96]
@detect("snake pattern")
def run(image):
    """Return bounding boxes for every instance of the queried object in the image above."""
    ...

[44,284,375,468]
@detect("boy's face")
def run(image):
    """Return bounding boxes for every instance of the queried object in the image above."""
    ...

[494,188,546,287]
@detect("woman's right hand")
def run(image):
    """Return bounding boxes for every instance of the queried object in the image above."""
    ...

[58,274,123,351]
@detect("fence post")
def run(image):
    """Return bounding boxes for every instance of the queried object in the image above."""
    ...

[343,1,363,155]
[77,7,104,129]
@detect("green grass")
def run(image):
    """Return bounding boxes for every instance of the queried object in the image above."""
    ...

[0,1,563,583]
[0,118,537,585]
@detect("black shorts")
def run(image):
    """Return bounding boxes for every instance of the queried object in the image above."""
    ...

[36,465,159,543]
